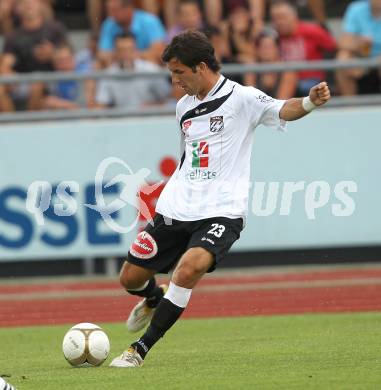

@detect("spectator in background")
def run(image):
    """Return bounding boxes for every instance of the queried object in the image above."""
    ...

[203,0,264,37]
[0,0,67,112]
[98,0,166,65]
[95,33,170,109]
[204,0,328,39]
[87,0,105,33]
[42,44,85,110]
[216,6,256,85]
[75,32,100,108]
[0,56,15,112]
[270,0,336,96]
[336,0,381,95]
[305,0,327,28]
[88,0,178,33]
[206,24,254,86]
[253,31,297,99]
[76,32,99,74]
[205,25,232,64]
[0,0,54,33]
[166,0,204,43]
[139,0,177,29]
[0,0,19,33]
[224,6,256,64]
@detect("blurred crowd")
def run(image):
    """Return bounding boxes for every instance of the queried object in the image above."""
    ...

[0,0,380,112]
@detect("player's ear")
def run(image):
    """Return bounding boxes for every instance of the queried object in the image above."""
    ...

[197,62,208,73]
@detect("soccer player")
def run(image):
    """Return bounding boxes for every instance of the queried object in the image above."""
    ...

[109,30,331,368]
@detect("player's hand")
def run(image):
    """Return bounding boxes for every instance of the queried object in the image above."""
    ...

[309,82,331,107]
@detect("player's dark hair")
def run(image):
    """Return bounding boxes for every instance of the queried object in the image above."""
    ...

[161,30,221,73]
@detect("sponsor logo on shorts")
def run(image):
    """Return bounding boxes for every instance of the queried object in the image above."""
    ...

[201,237,215,245]
[130,231,158,259]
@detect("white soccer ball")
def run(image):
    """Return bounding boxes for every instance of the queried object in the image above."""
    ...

[0,377,16,390]
[62,323,110,367]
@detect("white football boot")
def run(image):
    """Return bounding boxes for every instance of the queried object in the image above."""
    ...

[126,284,168,333]
[109,346,144,368]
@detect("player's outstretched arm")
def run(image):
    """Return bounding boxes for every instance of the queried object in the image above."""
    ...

[279,82,331,121]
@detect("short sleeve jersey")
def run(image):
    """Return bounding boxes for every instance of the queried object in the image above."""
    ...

[156,76,286,221]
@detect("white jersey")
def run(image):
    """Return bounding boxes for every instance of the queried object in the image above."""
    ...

[156,75,287,221]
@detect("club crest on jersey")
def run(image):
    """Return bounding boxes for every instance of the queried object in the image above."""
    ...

[210,116,224,133]
[130,231,158,259]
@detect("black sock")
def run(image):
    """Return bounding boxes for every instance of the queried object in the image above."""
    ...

[127,278,164,308]
[131,298,184,359]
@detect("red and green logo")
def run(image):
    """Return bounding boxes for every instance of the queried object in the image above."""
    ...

[192,141,209,168]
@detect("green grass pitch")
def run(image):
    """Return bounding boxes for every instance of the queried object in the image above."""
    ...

[1,312,381,390]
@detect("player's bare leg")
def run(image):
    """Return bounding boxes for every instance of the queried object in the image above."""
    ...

[110,248,213,367]
[119,262,167,333]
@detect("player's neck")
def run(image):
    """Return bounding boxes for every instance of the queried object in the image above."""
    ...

[196,73,221,101]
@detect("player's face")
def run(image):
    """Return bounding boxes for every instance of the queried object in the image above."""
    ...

[167,58,203,96]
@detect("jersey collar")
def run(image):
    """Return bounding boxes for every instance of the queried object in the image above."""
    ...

[195,75,225,102]
[206,75,226,98]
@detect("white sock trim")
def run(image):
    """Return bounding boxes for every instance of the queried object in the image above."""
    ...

[164,281,192,308]
[127,280,149,291]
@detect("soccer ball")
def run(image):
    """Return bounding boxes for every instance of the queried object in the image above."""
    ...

[0,377,16,390]
[62,323,110,367]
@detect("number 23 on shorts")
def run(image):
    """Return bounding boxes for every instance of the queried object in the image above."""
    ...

[207,223,226,238]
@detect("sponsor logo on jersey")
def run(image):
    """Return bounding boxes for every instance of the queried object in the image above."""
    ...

[182,120,192,136]
[210,116,224,133]
[188,169,217,180]
[189,141,217,180]
[129,231,158,259]
[256,95,275,104]
[192,141,209,168]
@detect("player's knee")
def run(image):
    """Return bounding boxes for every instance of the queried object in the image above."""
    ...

[119,269,132,289]
[173,250,212,286]
[173,263,196,286]
[119,265,144,291]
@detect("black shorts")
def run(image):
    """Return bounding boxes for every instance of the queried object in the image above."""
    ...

[127,214,244,274]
